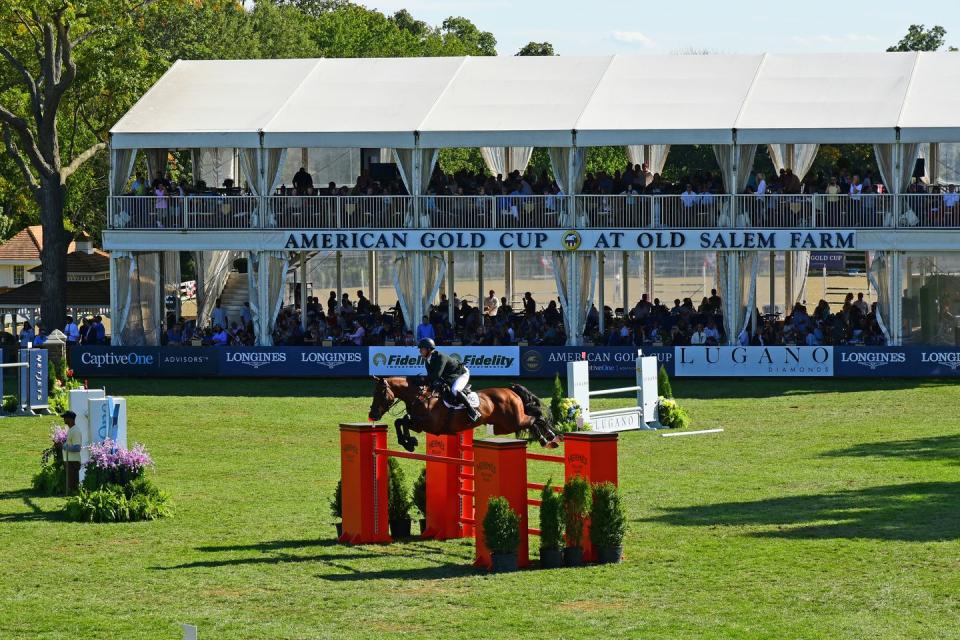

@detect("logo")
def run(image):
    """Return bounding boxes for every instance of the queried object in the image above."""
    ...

[478,461,496,482]
[80,352,155,367]
[372,352,387,367]
[428,439,445,455]
[225,351,286,369]
[448,352,462,363]
[840,351,906,370]
[342,443,358,462]
[522,350,542,372]
[921,351,960,370]
[300,351,362,369]
[561,230,581,251]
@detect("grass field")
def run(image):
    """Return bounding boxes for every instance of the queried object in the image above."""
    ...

[1,376,959,639]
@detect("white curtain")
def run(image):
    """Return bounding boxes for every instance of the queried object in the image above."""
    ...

[240,149,261,225]
[625,144,671,176]
[114,252,161,346]
[552,251,597,346]
[867,251,892,343]
[767,144,820,180]
[195,250,234,329]
[874,143,922,194]
[112,252,134,345]
[394,148,440,228]
[548,147,587,226]
[480,147,534,177]
[713,144,758,194]
[110,148,138,195]
[768,144,819,300]
[144,149,168,182]
[716,251,759,344]
[161,252,181,324]
[247,251,290,345]
[392,252,446,331]
[192,148,235,188]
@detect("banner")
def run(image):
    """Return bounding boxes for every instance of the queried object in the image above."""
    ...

[518,347,673,378]
[834,347,960,377]
[281,229,857,253]
[369,346,519,376]
[72,347,161,376]
[674,346,834,377]
[218,347,367,377]
[809,252,846,271]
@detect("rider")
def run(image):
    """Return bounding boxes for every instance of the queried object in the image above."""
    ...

[417,338,480,422]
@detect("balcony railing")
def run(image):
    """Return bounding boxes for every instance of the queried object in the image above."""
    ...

[107,194,960,231]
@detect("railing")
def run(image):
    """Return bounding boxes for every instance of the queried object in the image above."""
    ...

[107,194,960,231]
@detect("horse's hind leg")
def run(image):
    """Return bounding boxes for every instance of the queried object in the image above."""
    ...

[394,416,418,452]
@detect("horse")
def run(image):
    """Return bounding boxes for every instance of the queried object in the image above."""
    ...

[368,376,560,452]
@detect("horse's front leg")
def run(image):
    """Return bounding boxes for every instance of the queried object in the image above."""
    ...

[394,415,419,452]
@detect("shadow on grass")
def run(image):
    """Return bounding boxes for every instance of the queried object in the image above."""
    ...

[319,562,477,582]
[647,482,960,542]
[156,537,380,570]
[0,488,65,522]
[822,435,960,466]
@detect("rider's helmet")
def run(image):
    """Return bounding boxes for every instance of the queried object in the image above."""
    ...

[417,338,436,351]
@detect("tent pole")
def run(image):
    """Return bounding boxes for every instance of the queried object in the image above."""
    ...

[336,251,342,307]
[368,250,377,306]
[447,252,455,331]
[598,251,605,337]
[768,250,776,316]
[299,252,308,331]
[621,251,629,317]
[477,251,484,312]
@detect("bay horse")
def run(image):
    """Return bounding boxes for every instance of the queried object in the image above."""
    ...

[368,376,560,452]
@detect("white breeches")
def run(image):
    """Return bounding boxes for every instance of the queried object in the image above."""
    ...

[451,371,470,393]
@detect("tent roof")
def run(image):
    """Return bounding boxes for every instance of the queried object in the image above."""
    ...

[110,52,960,150]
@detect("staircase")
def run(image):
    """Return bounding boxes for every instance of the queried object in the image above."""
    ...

[218,271,248,327]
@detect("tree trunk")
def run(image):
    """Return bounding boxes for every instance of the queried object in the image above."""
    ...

[38,175,69,334]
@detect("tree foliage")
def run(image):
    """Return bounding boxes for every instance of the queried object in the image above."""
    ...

[888,24,957,52]
[516,41,555,56]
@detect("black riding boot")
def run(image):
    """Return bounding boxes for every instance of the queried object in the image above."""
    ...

[457,390,480,422]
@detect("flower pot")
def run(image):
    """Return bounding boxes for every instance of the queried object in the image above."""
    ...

[334,522,343,539]
[490,552,518,573]
[419,518,427,535]
[389,518,412,539]
[596,546,623,564]
[563,546,583,567]
[539,548,563,569]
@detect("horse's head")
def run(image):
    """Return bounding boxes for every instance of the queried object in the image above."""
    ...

[368,376,396,421]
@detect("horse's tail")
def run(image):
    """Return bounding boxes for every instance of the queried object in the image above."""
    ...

[510,384,551,425]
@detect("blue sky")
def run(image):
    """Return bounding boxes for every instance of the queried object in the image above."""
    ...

[363,0,959,56]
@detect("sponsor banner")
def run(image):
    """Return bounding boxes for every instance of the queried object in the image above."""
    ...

[369,346,519,376]
[72,347,161,377]
[834,347,960,377]
[159,348,219,376]
[809,252,846,271]
[674,346,834,377]
[281,229,857,252]
[218,347,367,377]
[518,347,674,378]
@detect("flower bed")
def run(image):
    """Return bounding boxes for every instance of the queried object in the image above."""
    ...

[31,426,68,496]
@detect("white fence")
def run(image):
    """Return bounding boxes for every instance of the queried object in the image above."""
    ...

[107,194,960,230]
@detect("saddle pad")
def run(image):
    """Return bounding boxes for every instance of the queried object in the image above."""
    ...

[443,392,480,410]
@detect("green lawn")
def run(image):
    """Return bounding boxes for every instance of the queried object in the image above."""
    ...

[1,377,959,639]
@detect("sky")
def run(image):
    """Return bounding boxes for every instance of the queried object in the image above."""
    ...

[361,0,960,56]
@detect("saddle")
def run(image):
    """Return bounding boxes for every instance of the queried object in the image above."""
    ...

[438,384,480,411]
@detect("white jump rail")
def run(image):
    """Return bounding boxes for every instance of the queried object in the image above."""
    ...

[566,349,662,432]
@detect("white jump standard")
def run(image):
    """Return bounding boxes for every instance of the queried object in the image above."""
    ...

[567,350,662,432]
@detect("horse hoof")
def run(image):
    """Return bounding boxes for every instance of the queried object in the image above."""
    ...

[544,438,560,449]
[403,437,418,452]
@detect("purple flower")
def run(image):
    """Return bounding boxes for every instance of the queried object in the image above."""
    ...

[85,439,153,473]
[51,426,68,446]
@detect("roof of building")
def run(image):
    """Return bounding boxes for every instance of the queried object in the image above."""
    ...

[110,52,960,148]
[28,250,109,275]
[0,226,77,262]
[0,280,109,308]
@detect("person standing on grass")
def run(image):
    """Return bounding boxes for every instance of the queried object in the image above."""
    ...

[61,411,81,494]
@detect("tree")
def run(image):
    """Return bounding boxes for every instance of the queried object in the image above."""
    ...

[439,16,496,56]
[0,0,156,332]
[888,24,957,52]
[516,41,555,56]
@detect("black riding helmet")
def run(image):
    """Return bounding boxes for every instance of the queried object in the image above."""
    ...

[417,338,436,351]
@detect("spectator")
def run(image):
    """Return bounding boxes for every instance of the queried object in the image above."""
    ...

[416,316,435,342]
[64,316,80,346]
[211,298,228,330]
[484,289,500,317]
[293,167,314,195]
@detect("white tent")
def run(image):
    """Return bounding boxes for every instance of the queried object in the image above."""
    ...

[110,52,960,150]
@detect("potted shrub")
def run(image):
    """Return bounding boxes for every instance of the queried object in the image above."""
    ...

[329,480,343,538]
[412,467,427,535]
[538,481,564,569]
[387,457,412,538]
[562,475,591,567]
[482,496,521,573]
[590,482,626,564]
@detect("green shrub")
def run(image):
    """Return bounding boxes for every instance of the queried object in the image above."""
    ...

[550,373,564,424]
[412,467,427,518]
[590,482,627,549]
[63,476,172,523]
[562,475,591,549]
[386,457,411,521]
[482,496,520,555]
[2,395,17,413]
[658,397,690,430]
[32,463,65,496]
[539,480,564,552]
[329,480,342,519]
[658,365,673,399]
